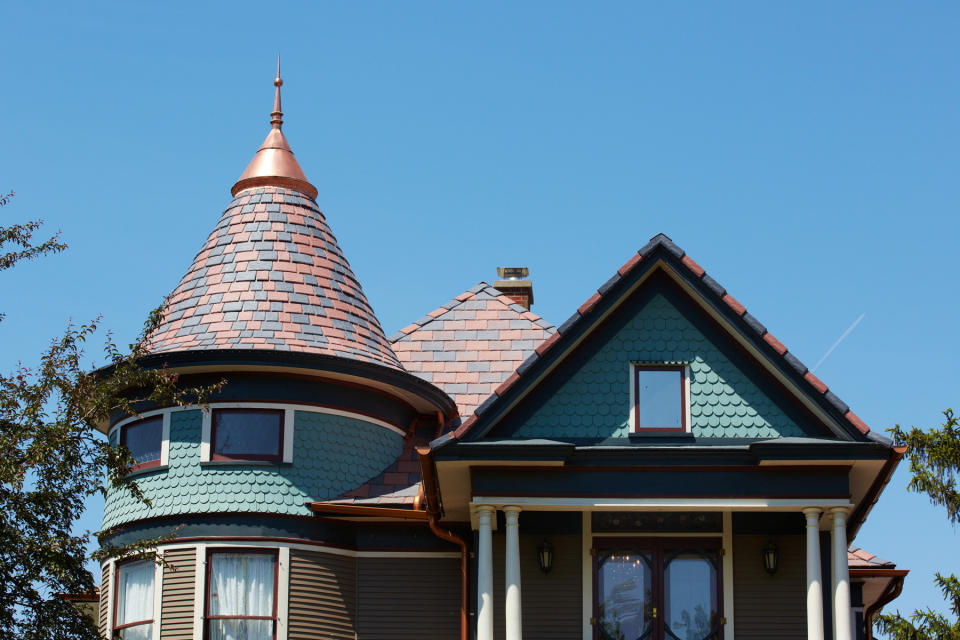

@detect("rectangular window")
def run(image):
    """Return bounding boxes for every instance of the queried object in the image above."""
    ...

[114,559,154,639]
[211,409,284,463]
[633,365,686,432]
[121,416,163,470]
[206,550,277,640]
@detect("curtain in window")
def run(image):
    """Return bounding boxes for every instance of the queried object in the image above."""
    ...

[209,553,275,640]
[116,560,153,640]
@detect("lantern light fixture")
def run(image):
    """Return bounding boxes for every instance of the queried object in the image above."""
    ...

[537,538,555,574]
[762,539,779,575]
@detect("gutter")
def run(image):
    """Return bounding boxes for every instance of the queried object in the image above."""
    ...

[848,445,907,541]
[418,445,469,640]
[857,569,908,640]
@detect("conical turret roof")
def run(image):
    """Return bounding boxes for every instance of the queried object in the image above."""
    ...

[147,70,401,369]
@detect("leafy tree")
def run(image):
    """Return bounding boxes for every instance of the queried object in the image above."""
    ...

[0,192,220,638]
[876,410,960,639]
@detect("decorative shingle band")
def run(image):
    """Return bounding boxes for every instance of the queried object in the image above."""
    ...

[451,233,873,440]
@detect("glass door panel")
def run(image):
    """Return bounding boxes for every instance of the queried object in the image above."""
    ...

[597,550,655,640]
[662,550,721,640]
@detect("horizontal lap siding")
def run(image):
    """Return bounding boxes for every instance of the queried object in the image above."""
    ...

[160,547,196,640]
[493,533,582,640]
[99,564,110,636]
[358,557,460,639]
[289,550,357,640]
[733,534,806,640]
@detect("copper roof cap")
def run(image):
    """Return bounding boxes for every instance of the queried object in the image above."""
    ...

[231,58,318,199]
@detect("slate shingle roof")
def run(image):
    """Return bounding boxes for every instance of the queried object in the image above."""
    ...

[848,546,897,569]
[147,186,402,369]
[451,233,878,442]
[390,283,556,419]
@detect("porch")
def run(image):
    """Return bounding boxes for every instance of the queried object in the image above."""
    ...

[470,502,860,640]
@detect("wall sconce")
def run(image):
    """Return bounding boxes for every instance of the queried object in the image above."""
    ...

[762,539,779,575]
[537,538,554,574]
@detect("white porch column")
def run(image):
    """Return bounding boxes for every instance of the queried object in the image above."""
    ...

[504,505,523,640]
[803,508,824,640]
[476,505,495,640]
[831,507,853,640]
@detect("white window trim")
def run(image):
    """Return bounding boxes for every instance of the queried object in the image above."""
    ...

[193,544,206,640]
[105,560,114,638]
[108,410,171,472]
[627,362,692,433]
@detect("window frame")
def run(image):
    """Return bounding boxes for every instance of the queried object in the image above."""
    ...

[631,363,689,434]
[119,415,164,472]
[204,547,279,640]
[209,408,286,463]
[112,557,157,638]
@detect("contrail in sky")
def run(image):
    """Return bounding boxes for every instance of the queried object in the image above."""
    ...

[811,313,865,373]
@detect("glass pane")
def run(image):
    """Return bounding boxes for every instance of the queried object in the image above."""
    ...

[118,623,152,640]
[116,560,154,625]
[636,369,683,429]
[213,411,282,457]
[209,619,273,640]
[209,553,275,617]
[664,551,720,640]
[597,551,654,640]
[124,417,162,464]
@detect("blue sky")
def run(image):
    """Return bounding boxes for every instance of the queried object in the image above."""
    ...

[2,0,957,626]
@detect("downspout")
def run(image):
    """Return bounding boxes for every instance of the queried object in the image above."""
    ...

[863,574,906,640]
[418,445,469,640]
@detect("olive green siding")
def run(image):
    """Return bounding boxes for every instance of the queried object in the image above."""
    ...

[513,294,804,439]
[289,550,357,640]
[357,557,461,639]
[733,534,806,639]
[160,547,196,640]
[103,409,403,529]
[98,563,109,636]
[492,533,582,640]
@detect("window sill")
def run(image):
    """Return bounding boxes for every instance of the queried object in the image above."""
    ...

[125,464,168,478]
[200,460,291,467]
[628,431,695,439]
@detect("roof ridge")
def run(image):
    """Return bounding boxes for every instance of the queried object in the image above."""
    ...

[447,233,876,443]
[389,281,555,342]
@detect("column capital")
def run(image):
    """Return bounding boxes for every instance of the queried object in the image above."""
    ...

[829,506,850,518]
[475,504,496,514]
[503,505,522,515]
[802,507,822,518]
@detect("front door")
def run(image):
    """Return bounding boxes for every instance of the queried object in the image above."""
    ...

[594,538,723,640]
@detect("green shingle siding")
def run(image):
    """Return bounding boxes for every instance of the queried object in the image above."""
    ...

[103,409,402,530]
[512,294,804,440]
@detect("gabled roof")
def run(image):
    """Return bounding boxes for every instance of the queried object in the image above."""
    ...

[147,186,402,369]
[443,233,883,445]
[390,283,555,419]
[848,546,897,569]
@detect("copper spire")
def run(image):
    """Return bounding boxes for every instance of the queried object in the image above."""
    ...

[231,57,318,199]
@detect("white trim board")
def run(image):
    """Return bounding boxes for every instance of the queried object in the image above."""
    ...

[471,497,854,510]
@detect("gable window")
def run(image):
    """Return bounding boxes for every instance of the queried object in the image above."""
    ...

[114,559,154,639]
[206,550,277,640]
[121,416,163,471]
[633,364,687,432]
[210,409,285,463]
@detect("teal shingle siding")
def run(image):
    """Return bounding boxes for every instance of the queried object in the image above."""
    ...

[512,294,804,440]
[103,409,403,530]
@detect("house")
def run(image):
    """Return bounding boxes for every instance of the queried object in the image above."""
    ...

[96,69,908,640]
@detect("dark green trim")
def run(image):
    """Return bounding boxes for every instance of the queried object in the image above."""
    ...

[102,348,457,416]
[471,465,850,499]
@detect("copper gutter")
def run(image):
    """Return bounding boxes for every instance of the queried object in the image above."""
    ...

[418,445,469,640]
[306,502,429,519]
[859,569,908,640]
[848,445,907,542]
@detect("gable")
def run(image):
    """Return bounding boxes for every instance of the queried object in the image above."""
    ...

[488,281,824,441]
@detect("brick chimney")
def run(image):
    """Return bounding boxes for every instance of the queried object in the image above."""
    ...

[494,267,534,310]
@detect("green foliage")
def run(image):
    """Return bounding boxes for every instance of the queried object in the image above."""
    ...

[0,191,67,272]
[876,411,960,639]
[0,197,221,637]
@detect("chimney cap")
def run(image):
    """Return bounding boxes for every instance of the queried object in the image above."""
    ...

[496,266,529,280]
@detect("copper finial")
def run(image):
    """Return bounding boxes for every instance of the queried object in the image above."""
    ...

[271,55,283,128]
[230,59,318,200]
